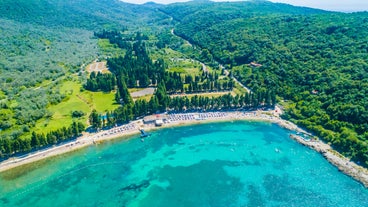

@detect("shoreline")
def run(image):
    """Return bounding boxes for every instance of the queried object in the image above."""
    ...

[1,110,368,188]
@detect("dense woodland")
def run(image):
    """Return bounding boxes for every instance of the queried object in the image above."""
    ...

[0,122,85,157]
[91,30,237,94]
[83,29,274,131]
[87,30,274,130]
[162,1,368,165]
[0,0,367,167]
[0,0,168,158]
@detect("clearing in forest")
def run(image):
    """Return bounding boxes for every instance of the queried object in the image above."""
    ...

[86,61,109,74]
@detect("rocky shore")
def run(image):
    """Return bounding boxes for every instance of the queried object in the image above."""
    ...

[289,133,368,187]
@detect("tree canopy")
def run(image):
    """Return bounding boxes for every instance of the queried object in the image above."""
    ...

[162,2,368,165]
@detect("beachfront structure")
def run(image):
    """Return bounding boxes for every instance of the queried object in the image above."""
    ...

[155,119,164,127]
[143,114,166,126]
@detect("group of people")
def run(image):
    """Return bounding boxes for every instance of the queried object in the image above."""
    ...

[167,112,228,122]
[93,123,138,139]
[90,110,280,142]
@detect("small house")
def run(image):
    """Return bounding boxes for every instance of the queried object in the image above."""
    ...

[155,119,164,127]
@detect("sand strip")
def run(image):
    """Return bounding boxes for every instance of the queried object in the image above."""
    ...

[1,109,368,188]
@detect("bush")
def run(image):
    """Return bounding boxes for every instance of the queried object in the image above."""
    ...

[72,110,85,118]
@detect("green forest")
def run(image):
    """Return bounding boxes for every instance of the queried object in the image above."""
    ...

[0,0,367,167]
[0,0,168,157]
[161,1,368,165]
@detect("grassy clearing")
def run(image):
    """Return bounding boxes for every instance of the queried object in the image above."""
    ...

[34,80,119,134]
[153,48,205,76]
[169,59,202,75]
[152,48,185,61]
[168,67,186,73]
[60,81,119,113]
[84,91,119,112]
[233,82,248,95]
[98,39,125,58]
[34,81,89,133]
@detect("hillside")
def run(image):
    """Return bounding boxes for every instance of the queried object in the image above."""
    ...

[161,2,368,165]
[0,0,166,28]
[0,0,367,167]
[0,0,167,145]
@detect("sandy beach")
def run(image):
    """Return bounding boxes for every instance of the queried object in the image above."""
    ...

[1,108,368,187]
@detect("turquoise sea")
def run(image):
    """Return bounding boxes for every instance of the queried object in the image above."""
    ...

[1,121,368,207]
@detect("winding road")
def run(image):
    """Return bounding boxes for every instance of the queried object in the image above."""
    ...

[170,28,251,94]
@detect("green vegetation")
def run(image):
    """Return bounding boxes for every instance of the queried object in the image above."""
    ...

[162,1,368,165]
[76,27,270,136]
[0,0,367,169]
[89,92,118,112]
[0,0,167,157]
[98,39,126,58]
[33,80,118,134]
[85,72,116,92]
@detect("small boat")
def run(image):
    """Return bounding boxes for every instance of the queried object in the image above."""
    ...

[140,129,150,138]
[275,148,280,153]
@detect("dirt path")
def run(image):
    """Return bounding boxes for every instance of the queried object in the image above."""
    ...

[171,29,192,47]
[131,87,155,98]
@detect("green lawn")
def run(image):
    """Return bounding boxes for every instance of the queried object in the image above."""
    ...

[34,80,119,134]
[87,91,118,112]
[34,81,89,133]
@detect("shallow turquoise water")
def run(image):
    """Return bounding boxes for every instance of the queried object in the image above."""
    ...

[1,121,368,207]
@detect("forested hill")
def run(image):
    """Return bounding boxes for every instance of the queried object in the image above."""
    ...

[1,0,368,166]
[0,0,167,148]
[161,0,329,22]
[161,2,368,165]
[0,0,166,29]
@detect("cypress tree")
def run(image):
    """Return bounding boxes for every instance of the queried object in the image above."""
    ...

[31,131,40,149]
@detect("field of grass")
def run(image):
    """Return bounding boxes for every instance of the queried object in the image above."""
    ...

[169,59,202,75]
[152,48,207,76]
[34,81,89,133]
[151,48,185,61]
[233,82,248,95]
[84,91,118,112]
[98,39,125,58]
[168,67,187,73]
[33,80,119,134]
